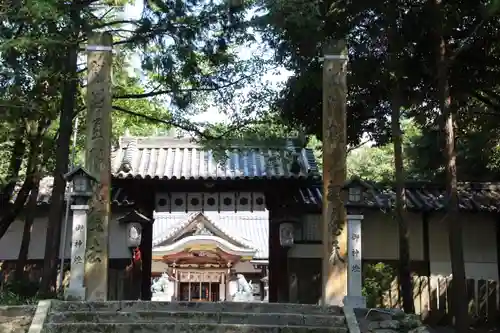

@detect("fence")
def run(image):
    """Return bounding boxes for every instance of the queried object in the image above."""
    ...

[379,275,499,325]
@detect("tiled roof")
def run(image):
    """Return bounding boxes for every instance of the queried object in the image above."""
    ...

[11,135,318,207]
[153,211,269,259]
[13,176,135,207]
[295,179,500,212]
[112,136,320,180]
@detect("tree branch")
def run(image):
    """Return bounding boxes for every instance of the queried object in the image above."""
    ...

[470,90,500,113]
[347,136,373,153]
[112,105,208,137]
[113,74,256,99]
[447,4,500,67]
[90,20,141,30]
[111,105,277,142]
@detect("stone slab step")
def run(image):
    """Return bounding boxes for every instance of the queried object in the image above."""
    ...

[47,310,346,327]
[49,301,343,315]
[43,323,350,333]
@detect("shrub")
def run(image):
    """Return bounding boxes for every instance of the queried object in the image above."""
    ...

[0,280,62,305]
[362,262,396,308]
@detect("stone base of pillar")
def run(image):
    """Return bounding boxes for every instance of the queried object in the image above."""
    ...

[343,295,366,309]
[65,287,86,301]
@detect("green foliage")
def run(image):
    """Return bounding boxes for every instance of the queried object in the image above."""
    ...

[346,119,428,181]
[348,145,395,182]
[0,280,47,305]
[307,135,323,170]
[257,0,500,181]
[362,262,396,308]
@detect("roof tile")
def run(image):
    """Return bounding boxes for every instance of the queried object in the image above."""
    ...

[113,136,320,180]
[12,176,135,207]
[295,180,500,212]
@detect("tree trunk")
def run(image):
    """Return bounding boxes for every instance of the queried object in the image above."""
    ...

[391,95,414,313]
[434,0,469,330]
[387,17,414,313]
[0,173,35,239]
[14,173,40,281]
[0,128,26,209]
[0,122,50,240]
[439,74,469,332]
[11,121,46,280]
[39,45,79,294]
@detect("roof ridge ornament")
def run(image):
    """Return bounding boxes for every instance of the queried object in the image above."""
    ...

[193,221,213,236]
[119,139,138,173]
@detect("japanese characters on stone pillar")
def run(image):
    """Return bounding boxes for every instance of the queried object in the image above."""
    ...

[84,32,113,301]
[63,166,95,300]
[321,39,348,305]
[65,205,88,300]
[344,214,366,308]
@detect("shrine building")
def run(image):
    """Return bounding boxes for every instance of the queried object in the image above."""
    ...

[1,134,500,308]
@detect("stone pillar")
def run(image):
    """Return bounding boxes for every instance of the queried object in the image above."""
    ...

[321,39,348,305]
[84,32,113,301]
[344,214,366,308]
[65,205,89,300]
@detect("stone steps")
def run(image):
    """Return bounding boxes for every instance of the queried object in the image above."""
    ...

[43,322,349,333]
[49,301,343,315]
[47,310,346,326]
[41,301,349,333]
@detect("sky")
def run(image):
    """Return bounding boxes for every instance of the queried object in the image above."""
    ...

[123,0,292,124]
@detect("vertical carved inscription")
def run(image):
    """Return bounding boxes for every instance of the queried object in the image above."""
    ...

[347,218,363,296]
[84,32,112,301]
[322,40,348,305]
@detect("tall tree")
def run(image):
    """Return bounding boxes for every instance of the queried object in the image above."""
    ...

[1,0,267,291]
[386,2,414,312]
[431,0,468,329]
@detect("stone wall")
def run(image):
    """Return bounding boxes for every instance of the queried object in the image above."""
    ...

[355,308,429,333]
[0,306,35,333]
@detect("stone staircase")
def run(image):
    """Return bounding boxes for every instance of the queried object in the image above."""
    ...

[40,301,349,333]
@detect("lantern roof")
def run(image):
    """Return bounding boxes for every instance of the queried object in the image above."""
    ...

[63,166,97,182]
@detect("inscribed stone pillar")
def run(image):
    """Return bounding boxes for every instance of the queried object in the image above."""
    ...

[65,205,89,300]
[321,39,348,305]
[84,32,113,301]
[344,215,366,308]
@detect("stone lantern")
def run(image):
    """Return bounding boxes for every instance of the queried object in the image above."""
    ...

[64,166,95,204]
[63,166,96,300]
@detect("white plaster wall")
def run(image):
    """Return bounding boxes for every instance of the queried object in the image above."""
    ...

[428,212,498,280]
[301,212,424,260]
[0,214,130,260]
[295,212,498,281]
[361,211,424,260]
